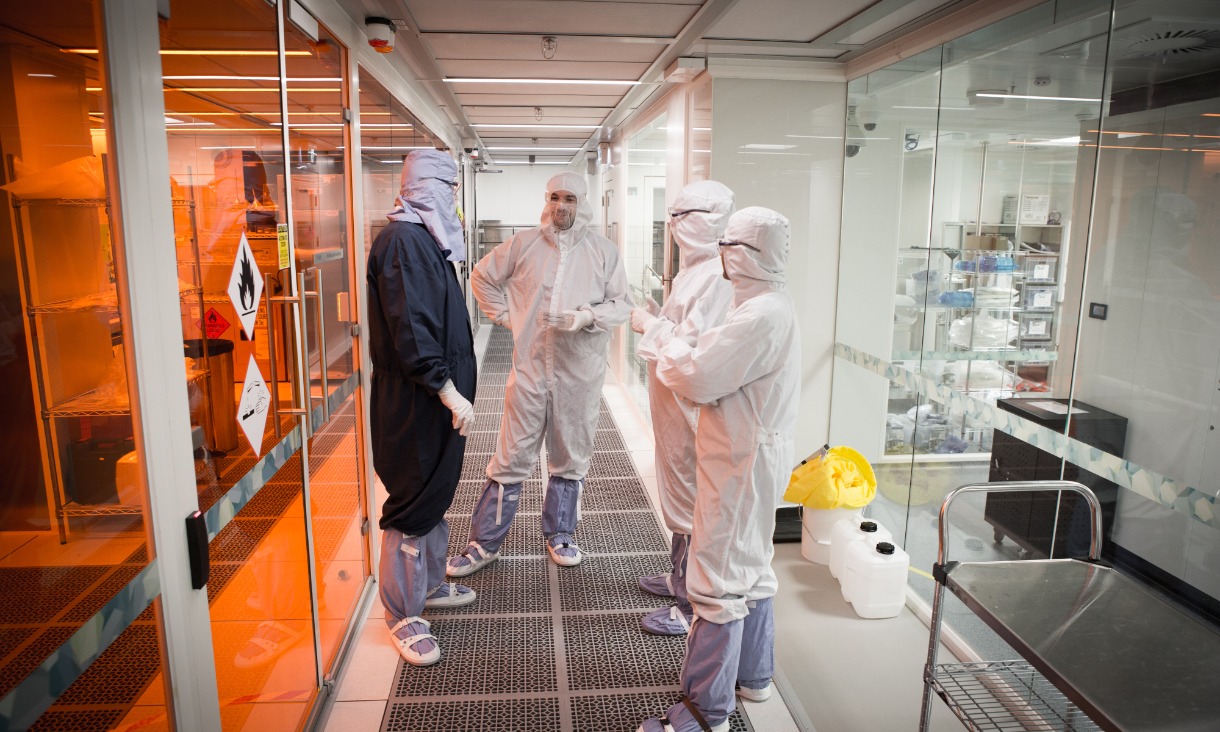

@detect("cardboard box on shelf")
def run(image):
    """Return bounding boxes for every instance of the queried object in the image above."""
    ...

[965,234,1007,250]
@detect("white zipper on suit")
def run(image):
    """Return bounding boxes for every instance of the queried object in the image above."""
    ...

[547,237,572,386]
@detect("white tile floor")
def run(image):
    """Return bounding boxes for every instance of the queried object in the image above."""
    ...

[320,348,962,732]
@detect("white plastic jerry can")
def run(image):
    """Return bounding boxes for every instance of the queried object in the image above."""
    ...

[801,507,861,564]
[841,540,910,619]
[829,519,893,580]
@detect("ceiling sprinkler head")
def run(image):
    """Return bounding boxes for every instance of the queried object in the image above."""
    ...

[542,36,558,60]
[534,106,543,121]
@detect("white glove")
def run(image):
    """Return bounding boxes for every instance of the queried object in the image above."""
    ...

[630,307,656,334]
[560,309,595,332]
[493,312,511,330]
[438,380,474,436]
[644,295,661,316]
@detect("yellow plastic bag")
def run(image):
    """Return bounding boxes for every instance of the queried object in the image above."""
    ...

[784,445,877,510]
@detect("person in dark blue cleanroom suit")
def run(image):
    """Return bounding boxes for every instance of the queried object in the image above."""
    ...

[366,149,477,667]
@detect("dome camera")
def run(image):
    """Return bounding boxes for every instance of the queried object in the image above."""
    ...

[858,101,880,132]
[845,142,864,158]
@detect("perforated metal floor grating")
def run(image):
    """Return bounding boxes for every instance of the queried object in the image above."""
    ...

[385,698,562,732]
[382,325,753,732]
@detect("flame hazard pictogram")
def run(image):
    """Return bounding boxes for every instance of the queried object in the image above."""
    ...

[202,308,231,339]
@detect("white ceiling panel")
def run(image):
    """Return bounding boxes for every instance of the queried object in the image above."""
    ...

[466,106,613,119]
[454,93,629,106]
[705,0,875,43]
[438,60,651,80]
[480,136,592,145]
[424,33,667,63]
[405,0,700,38]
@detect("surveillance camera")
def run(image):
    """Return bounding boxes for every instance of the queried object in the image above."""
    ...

[846,143,863,158]
[904,133,920,151]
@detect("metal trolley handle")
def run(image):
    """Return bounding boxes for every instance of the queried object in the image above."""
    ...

[933,480,1104,581]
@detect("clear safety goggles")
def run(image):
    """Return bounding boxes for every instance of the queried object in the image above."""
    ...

[427,177,459,189]
[668,207,711,219]
[718,239,761,252]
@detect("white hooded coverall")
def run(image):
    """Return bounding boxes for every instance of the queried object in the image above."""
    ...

[646,206,801,624]
[638,181,735,538]
[471,172,632,484]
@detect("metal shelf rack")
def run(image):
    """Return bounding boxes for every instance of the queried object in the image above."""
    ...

[10,190,208,540]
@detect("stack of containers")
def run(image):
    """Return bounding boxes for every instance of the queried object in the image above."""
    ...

[784,446,911,619]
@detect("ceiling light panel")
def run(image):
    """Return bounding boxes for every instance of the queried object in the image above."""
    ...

[705,0,869,43]
[438,60,649,81]
[423,33,665,63]
[454,93,626,107]
[404,0,700,37]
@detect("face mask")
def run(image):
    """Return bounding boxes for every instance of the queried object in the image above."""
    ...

[548,199,577,231]
[720,248,731,281]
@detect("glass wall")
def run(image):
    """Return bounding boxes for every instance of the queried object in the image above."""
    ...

[0,4,171,729]
[622,114,668,406]
[357,69,444,256]
[831,0,1220,652]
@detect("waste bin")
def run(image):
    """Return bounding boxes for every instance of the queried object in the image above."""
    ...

[184,338,237,452]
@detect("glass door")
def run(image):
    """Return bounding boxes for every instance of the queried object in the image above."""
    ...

[282,16,369,682]
[155,0,369,728]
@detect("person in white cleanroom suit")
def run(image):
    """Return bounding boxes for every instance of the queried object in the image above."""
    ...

[630,180,735,636]
[633,207,800,732]
[448,172,631,575]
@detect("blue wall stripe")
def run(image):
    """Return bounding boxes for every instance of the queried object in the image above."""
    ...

[835,343,1217,529]
[0,560,161,731]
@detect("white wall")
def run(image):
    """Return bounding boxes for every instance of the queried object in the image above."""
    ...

[711,76,847,460]
[475,164,580,226]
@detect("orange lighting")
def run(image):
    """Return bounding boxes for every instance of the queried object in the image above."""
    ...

[65,48,310,56]
[164,87,340,93]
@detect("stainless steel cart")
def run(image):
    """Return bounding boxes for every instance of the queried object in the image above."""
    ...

[919,480,1220,731]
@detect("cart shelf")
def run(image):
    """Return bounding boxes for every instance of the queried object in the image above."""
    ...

[928,660,1101,732]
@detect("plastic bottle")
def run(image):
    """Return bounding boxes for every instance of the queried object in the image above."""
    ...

[829,519,893,580]
[841,540,910,619]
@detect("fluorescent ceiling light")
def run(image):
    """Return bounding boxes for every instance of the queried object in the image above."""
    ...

[446,78,640,85]
[361,145,435,150]
[378,159,403,163]
[786,134,843,140]
[975,93,1101,103]
[200,145,257,150]
[472,124,600,130]
[486,146,582,151]
[892,105,974,111]
[741,144,794,150]
[496,161,570,165]
[163,75,341,82]
[67,48,310,56]
[27,73,57,78]
[692,149,711,153]
[1013,136,1081,146]
[163,87,340,93]
[362,123,414,128]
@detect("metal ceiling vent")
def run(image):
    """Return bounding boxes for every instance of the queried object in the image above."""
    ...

[1122,29,1220,57]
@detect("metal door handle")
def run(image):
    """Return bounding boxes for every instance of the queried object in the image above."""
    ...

[264,273,282,439]
[302,267,329,423]
[269,273,312,437]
